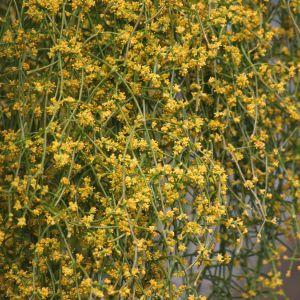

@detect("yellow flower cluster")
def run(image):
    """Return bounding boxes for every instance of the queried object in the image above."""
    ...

[0,0,299,299]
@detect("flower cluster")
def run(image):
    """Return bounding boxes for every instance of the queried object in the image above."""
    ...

[0,0,299,299]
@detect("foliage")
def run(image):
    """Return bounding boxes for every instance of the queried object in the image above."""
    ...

[0,0,299,299]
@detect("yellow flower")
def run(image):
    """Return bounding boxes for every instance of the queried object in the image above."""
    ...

[17,216,26,227]
[244,180,254,190]
[236,73,249,87]
[69,201,78,212]
[54,153,70,167]
[77,109,95,127]
[0,231,4,244]
[216,253,224,264]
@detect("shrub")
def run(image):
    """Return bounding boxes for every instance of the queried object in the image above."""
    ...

[0,0,299,299]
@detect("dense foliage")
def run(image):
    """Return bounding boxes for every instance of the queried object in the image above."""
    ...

[0,0,299,299]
